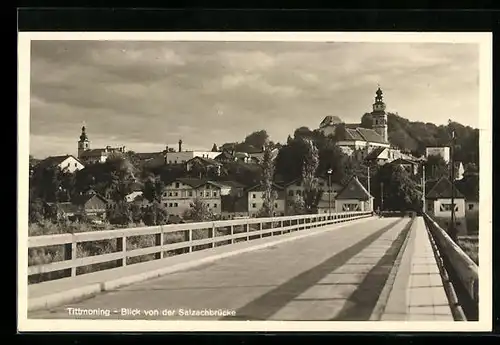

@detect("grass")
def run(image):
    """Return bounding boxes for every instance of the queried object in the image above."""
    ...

[457,235,479,266]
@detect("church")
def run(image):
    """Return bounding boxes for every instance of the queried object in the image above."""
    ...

[319,87,391,158]
[77,126,127,164]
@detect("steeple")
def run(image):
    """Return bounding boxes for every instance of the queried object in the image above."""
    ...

[371,86,388,143]
[78,125,90,158]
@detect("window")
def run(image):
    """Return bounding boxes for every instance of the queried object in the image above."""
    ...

[274,203,278,208]
[188,191,193,197]
[205,191,210,197]
[175,192,178,196]
[213,191,217,197]
[168,192,173,197]
[200,191,203,196]
[440,203,458,212]
[427,202,433,211]
[74,163,77,167]
[175,182,179,188]
[213,203,217,208]
[174,203,178,207]
[468,203,474,210]
[296,190,302,196]
[252,203,257,208]
[163,192,167,197]
[288,190,294,197]
[252,193,256,199]
[168,203,173,207]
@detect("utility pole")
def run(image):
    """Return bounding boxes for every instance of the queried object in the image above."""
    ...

[327,168,333,217]
[367,165,371,212]
[450,129,457,241]
[380,182,384,211]
[422,164,426,212]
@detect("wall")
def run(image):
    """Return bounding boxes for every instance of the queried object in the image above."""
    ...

[125,191,143,203]
[465,200,479,234]
[165,151,219,164]
[161,181,222,217]
[425,197,467,236]
[248,190,286,216]
[335,199,370,212]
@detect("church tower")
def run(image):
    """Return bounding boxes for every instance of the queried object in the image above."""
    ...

[78,125,90,158]
[371,87,388,143]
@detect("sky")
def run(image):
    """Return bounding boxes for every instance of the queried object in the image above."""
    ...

[29,40,480,159]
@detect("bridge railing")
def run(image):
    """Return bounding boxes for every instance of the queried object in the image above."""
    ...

[28,211,373,283]
[423,212,479,320]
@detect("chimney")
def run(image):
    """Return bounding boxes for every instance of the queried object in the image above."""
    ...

[178,139,183,152]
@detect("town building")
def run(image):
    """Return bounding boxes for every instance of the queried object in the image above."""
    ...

[161,178,223,217]
[246,182,286,217]
[334,176,374,212]
[125,182,143,203]
[77,126,127,164]
[186,156,223,176]
[283,178,343,215]
[50,189,108,222]
[164,140,219,164]
[426,146,451,163]
[390,158,420,175]
[35,154,85,173]
[424,176,467,236]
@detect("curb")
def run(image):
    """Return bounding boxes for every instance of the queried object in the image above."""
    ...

[28,216,374,312]
[369,216,415,321]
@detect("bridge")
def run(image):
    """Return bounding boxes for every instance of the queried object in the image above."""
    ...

[26,211,478,322]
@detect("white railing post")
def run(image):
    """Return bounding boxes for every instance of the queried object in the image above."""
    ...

[188,229,193,253]
[211,224,215,248]
[230,225,234,244]
[259,221,263,238]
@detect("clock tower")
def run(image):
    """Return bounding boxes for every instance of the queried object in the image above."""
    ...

[372,87,388,143]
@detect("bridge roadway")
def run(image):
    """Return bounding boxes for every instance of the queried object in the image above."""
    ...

[28,216,439,321]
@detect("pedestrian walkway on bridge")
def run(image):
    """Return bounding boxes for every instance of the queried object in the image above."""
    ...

[28,216,455,321]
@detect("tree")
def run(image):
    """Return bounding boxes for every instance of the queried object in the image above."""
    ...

[183,197,213,222]
[29,198,45,224]
[374,164,422,211]
[301,138,323,213]
[244,130,269,149]
[287,195,306,215]
[425,154,449,180]
[143,176,165,203]
[211,143,219,152]
[142,202,168,226]
[259,146,278,217]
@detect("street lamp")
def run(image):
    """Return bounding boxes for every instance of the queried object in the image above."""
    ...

[326,168,333,217]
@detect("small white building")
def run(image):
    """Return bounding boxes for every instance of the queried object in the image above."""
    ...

[334,176,373,212]
[36,154,85,173]
[424,176,467,236]
[246,182,286,217]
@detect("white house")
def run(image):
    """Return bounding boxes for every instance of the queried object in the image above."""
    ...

[161,178,222,217]
[246,183,286,217]
[425,176,467,236]
[283,178,343,214]
[334,176,373,212]
[36,154,85,173]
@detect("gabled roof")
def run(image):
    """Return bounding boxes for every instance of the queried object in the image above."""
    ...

[36,155,83,169]
[364,147,387,161]
[246,182,284,192]
[425,176,465,199]
[46,202,80,214]
[335,176,372,200]
[174,178,222,189]
[215,180,247,189]
[135,152,164,160]
[214,151,234,161]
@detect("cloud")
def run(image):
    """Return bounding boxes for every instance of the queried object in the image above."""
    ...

[28,40,479,158]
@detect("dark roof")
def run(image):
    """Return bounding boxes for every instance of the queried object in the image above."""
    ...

[46,202,80,214]
[72,191,108,205]
[246,182,284,192]
[390,158,419,166]
[36,155,83,169]
[356,127,386,144]
[187,156,221,166]
[174,178,222,189]
[335,176,372,200]
[364,147,387,161]
[214,151,234,161]
[320,115,344,127]
[455,174,479,201]
[425,176,465,199]
[216,180,247,189]
[344,128,365,141]
[79,149,107,157]
[129,182,143,192]
[135,152,164,160]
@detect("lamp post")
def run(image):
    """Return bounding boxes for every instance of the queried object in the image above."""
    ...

[449,128,457,242]
[327,168,333,217]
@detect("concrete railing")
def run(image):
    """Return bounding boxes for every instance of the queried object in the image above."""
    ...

[423,212,479,319]
[28,211,373,282]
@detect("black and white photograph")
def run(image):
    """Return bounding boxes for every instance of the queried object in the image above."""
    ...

[17,32,492,332]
